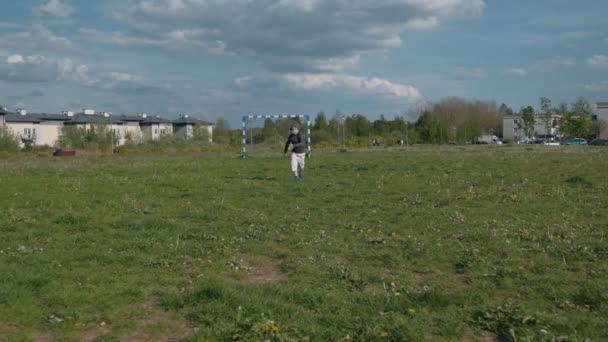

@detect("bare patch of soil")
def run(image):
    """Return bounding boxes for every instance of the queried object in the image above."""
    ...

[79,300,192,342]
[243,260,289,284]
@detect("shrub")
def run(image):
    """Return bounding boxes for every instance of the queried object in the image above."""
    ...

[114,145,129,154]
[0,151,16,159]
[146,146,166,154]
[346,137,372,148]
[0,129,20,153]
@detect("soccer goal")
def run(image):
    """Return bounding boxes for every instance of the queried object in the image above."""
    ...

[241,114,311,158]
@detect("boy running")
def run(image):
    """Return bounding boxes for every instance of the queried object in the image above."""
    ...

[284,125,306,180]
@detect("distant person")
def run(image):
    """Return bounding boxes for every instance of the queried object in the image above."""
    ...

[284,124,306,180]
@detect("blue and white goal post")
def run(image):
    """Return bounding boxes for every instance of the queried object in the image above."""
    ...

[241,114,312,159]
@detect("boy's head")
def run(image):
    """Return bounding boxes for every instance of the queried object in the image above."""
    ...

[290,125,299,135]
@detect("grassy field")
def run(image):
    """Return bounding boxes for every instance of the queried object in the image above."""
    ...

[1,147,607,341]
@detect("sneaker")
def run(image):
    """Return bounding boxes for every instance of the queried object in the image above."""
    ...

[298,172,304,180]
[293,176,301,181]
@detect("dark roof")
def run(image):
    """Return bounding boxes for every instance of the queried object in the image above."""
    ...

[33,113,72,121]
[140,115,172,124]
[597,102,608,108]
[5,113,42,123]
[120,115,145,122]
[65,113,115,125]
[172,116,214,125]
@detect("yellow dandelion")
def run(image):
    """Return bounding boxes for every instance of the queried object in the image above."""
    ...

[407,308,416,314]
[379,331,389,337]
[261,321,280,334]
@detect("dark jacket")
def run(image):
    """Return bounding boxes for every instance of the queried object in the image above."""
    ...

[284,133,305,154]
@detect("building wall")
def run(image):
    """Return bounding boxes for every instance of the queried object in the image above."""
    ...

[141,123,172,141]
[598,105,608,139]
[121,122,142,145]
[159,123,173,138]
[205,125,213,143]
[503,115,560,141]
[502,117,521,141]
[6,122,38,147]
[174,124,213,142]
[173,125,190,138]
[37,121,63,146]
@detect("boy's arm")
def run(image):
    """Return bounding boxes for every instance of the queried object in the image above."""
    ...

[283,136,292,154]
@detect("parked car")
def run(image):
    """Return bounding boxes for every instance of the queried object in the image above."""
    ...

[562,138,588,146]
[589,139,608,146]
[543,140,560,146]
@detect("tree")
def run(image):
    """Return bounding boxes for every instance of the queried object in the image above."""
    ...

[560,98,594,139]
[457,119,483,144]
[214,117,231,144]
[346,114,372,137]
[328,111,348,147]
[373,114,389,136]
[540,97,554,139]
[193,125,210,143]
[415,111,448,144]
[520,106,536,139]
[262,118,278,142]
[0,126,20,152]
[313,112,329,131]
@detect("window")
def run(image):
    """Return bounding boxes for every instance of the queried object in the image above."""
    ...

[154,129,158,134]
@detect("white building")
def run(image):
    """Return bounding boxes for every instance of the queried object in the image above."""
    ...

[0,106,214,148]
[172,114,214,142]
[140,115,173,141]
[503,114,561,142]
[0,106,6,129]
[596,102,608,139]
[4,110,42,147]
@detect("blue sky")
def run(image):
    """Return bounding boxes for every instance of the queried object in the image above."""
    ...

[1,0,607,125]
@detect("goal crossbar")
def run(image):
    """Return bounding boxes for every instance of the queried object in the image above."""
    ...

[242,114,311,158]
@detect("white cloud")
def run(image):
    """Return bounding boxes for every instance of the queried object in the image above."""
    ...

[6,54,25,64]
[35,0,73,18]
[84,0,485,73]
[587,55,608,71]
[0,54,62,82]
[584,81,608,93]
[0,25,77,56]
[405,17,440,30]
[108,72,144,82]
[506,68,527,77]
[278,73,421,99]
[77,71,169,96]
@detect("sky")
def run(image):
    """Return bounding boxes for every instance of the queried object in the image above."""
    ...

[0,0,607,125]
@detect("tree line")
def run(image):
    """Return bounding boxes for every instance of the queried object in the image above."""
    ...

[213,96,602,146]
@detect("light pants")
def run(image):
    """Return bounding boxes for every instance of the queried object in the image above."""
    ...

[291,153,306,173]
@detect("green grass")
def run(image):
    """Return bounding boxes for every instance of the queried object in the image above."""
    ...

[1,147,607,341]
